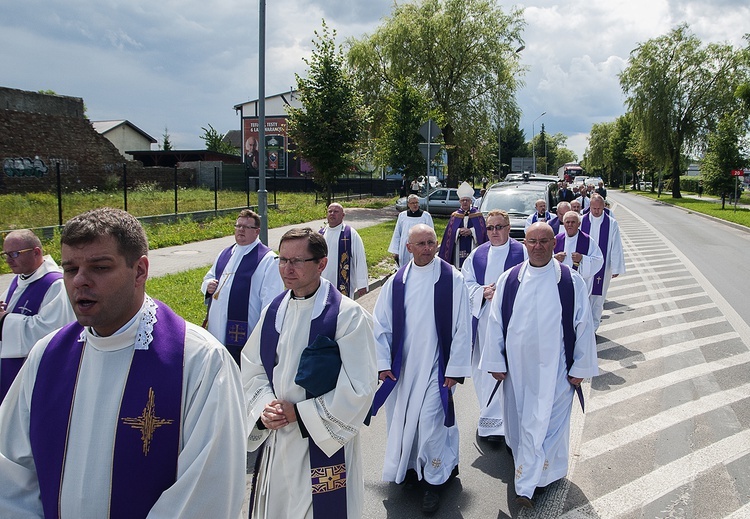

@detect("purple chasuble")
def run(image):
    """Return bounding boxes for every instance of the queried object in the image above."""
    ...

[0,271,63,403]
[498,263,583,410]
[371,259,456,426]
[580,214,611,296]
[211,242,272,364]
[554,232,591,271]
[548,216,561,235]
[438,209,487,269]
[29,300,185,519]
[256,285,347,517]
[319,225,354,296]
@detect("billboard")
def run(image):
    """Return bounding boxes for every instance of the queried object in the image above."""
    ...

[242,117,289,176]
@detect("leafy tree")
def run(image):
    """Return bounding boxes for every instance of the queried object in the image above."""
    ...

[161,127,173,151]
[200,124,236,155]
[497,122,527,177]
[701,114,747,200]
[619,24,750,197]
[348,0,525,185]
[287,21,368,204]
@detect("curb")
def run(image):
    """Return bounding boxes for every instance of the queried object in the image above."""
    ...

[638,194,750,235]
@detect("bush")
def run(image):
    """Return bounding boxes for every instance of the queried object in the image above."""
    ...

[680,175,702,193]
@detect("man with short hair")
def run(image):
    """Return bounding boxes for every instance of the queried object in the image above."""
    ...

[596,181,607,199]
[557,181,575,203]
[554,211,604,293]
[438,181,487,269]
[524,199,552,231]
[581,194,625,329]
[0,230,75,403]
[372,224,471,514]
[319,203,368,298]
[202,209,283,365]
[577,187,591,211]
[547,201,571,235]
[389,194,434,267]
[570,199,582,214]
[0,208,246,518]
[243,227,377,519]
[481,222,599,508]
[461,210,527,443]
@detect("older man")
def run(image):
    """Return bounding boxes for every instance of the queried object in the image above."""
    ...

[0,208,246,518]
[243,227,377,519]
[319,203,368,298]
[570,199,582,214]
[461,210,527,442]
[0,230,75,403]
[554,211,604,294]
[524,199,553,231]
[372,224,471,514]
[438,181,487,269]
[481,222,599,508]
[581,194,625,329]
[389,194,434,267]
[547,201,571,235]
[201,209,283,364]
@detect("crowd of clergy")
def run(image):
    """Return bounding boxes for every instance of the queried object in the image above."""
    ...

[0,184,624,517]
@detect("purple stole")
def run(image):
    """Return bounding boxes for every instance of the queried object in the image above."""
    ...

[212,242,271,364]
[548,216,561,235]
[0,271,63,403]
[470,239,525,345]
[257,286,347,517]
[581,214,611,296]
[500,263,583,410]
[438,208,488,269]
[554,232,591,271]
[371,259,456,426]
[29,301,185,519]
[531,211,552,224]
[319,225,353,296]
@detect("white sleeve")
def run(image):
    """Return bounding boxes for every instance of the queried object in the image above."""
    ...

[350,229,369,292]
[445,271,472,379]
[372,277,396,372]
[388,214,404,255]
[460,250,484,319]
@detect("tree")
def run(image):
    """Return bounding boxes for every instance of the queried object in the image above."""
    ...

[200,124,236,155]
[287,21,368,204]
[619,24,750,197]
[161,127,173,151]
[348,0,525,185]
[701,114,747,200]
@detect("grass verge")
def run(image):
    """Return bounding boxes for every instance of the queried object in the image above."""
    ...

[634,191,750,228]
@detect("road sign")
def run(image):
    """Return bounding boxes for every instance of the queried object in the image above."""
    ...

[419,120,441,142]
[731,169,744,177]
[418,142,441,161]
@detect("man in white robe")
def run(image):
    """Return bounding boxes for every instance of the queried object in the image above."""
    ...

[554,211,604,295]
[372,224,471,514]
[581,194,625,329]
[388,194,434,267]
[0,229,75,403]
[0,208,246,519]
[201,209,283,364]
[243,227,377,519]
[461,210,527,442]
[480,222,599,508]
[320,203,368,298]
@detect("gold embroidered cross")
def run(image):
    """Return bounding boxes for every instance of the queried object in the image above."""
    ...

[318,467,341,491]
[121,387,174,456]
[228,324,246,343]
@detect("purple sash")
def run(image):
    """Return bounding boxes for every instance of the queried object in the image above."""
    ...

[499,263,583,410]
[581,214,611,296]
[212,242,271,364]
[531,211,552,224]
[319,225,353,296]
[438,209,487,269]
[554,232,591,271]
[371,259,456,426]
[548,216,561,235]
[0,271,63,403]
[258,285,347,517]
[29,301,185,519]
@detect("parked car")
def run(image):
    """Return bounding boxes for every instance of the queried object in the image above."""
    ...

[478,180,559,240]
[395,186,481,215]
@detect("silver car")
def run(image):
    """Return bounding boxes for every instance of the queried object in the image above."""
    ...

[396,187,481,216]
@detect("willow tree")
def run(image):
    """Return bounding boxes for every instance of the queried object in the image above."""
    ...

[619,24,750,198]
[348,0,525,185]
[287,22,368,204]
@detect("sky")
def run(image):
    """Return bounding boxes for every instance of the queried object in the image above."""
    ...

[2,0,748,161]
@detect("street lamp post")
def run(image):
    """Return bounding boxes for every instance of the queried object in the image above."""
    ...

[532,111,546,175]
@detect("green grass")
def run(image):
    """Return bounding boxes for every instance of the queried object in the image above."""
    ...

[635,191,750,227]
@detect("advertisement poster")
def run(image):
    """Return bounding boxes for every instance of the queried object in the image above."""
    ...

[242,117,288,175]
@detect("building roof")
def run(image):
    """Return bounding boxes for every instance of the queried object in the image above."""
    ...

[223,129,242,149]
[91,120,157,143]
[127,149,242,167]
[233,89,298,111]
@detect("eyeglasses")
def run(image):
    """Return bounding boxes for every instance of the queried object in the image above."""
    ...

[278,257,319,268]
[525,238,554,246]
[1,248,34,259]
[410,240,437,248]
[234,224,259,230]
[486,224,509,231]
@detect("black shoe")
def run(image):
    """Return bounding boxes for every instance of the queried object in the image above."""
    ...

[486,435,504,444]
[533,484,549,496]
[515,495,534,509]
[422,489,440,514]
[403,469,418,490]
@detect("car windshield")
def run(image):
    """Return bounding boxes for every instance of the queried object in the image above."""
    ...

[482,189,541,216]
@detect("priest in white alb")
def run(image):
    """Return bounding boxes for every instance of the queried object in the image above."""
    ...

[553,210,604,294]
[319,203,368,298]
[480,222,599,509]
[388,194,434,267]
[0,208,247,519]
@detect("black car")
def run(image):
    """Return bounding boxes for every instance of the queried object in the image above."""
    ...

[478,180,559,240]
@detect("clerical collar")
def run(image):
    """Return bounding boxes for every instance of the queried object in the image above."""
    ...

[291,286,319,300]
[406,209,423,217]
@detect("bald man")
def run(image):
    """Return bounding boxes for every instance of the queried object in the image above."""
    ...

[319,203,368,298]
